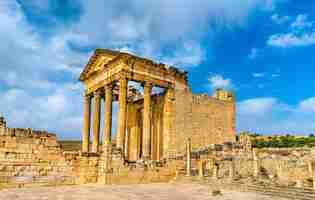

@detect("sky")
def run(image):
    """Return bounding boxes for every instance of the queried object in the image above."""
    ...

[0,0,315,139]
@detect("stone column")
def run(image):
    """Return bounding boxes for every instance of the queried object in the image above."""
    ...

[82,94,91,153]
[308,161,312,175]
[156,115,161,161]
[213,163,219,179]
[186,138,191,176]
[277,161,283,181]
[253,150,259,177]
[162,88,174,158]
[124,129,129,159]
[116,77,128,151]
[229,160,235,180]
[103,84,113,146]
[310,161,315,190]
[198,160,204,179]
[142,82,152,160]
[92,91,101,153]
[253,159,259,177]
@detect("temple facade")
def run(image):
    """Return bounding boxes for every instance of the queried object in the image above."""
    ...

[79,49,235,163]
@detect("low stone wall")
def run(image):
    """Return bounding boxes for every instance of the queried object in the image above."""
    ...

[0,127,78,188]
[175,144,315,187]
[228,180,315,200]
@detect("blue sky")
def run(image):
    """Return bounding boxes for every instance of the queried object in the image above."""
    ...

[0,0,315,139]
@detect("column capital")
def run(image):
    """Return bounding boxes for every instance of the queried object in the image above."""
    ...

[94,90,102,97]
[83,92,92,98]
[142,81,153,89]
[104,83,114,90]
[118,71,128,80]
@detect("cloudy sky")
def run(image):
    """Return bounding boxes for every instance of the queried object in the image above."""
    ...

[0,0,315,139]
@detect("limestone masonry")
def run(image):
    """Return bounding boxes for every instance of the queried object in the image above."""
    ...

[1,49,315,199]
[79,49,235,159]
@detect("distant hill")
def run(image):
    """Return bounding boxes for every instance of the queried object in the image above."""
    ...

[242,133,315,148]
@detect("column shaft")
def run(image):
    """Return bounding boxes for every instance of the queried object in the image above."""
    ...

[116,77,128,151]
[162,88,174,158]
[142,82,152,159]
[82,94,91,153]
[186,138,191,176]
[198,160,204,178]
[103,85,113,146]
[92,91,101,153]
[156,115,161,160]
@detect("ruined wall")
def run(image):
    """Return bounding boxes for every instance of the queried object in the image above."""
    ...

[0,125,78,188]
[172,86,235,154]
[256,148,314,184]
[182,143,315,187]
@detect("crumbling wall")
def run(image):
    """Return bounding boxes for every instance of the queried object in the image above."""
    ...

[0,127,78,188]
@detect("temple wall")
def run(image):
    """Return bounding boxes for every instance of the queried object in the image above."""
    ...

[172,87,236,154]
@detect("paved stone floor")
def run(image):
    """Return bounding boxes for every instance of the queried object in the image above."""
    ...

[0,183,288,200]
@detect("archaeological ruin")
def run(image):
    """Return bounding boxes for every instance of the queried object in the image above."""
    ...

[78,49,235,160]
[1,49,315,199]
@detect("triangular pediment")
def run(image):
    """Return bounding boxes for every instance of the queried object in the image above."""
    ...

[79,49,121,81]
[80,48,188,90]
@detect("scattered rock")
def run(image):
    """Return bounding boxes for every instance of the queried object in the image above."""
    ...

[212,190,222,196]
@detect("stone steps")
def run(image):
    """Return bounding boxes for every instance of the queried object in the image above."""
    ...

[229,181,315,200]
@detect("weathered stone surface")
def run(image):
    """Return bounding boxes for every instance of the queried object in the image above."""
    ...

[0,125,77,188]
[79,49,236,160]
[0,183,289,200]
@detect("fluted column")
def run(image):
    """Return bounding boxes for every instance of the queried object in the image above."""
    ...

[82,93,91,153]
[103,84,113,146]
[116,77,128,151]
[142,82,152,160]
[92,91,101,153]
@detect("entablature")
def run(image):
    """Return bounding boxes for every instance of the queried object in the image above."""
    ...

[79,49,188,95]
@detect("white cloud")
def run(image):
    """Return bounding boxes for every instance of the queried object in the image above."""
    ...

[0,1,86,138]
[208,74,234,90]
[291,14,313,29]
[271,74,280,78]
[271,14,290,24]
[160,42,205,68]
[298,97,315,112]
[0,85,83,139]
[0,0,286,138]
[237,97,315,134]
[252,73,265,78]
[268,13,315,48]
[268,32,315,47]
[248,48,259,59]
[69,0,284,68]
[238,97,277,116]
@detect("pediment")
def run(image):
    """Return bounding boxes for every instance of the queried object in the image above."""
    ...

[79,49,120,81]
[79,49,188,89]
[89,55,115,73]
